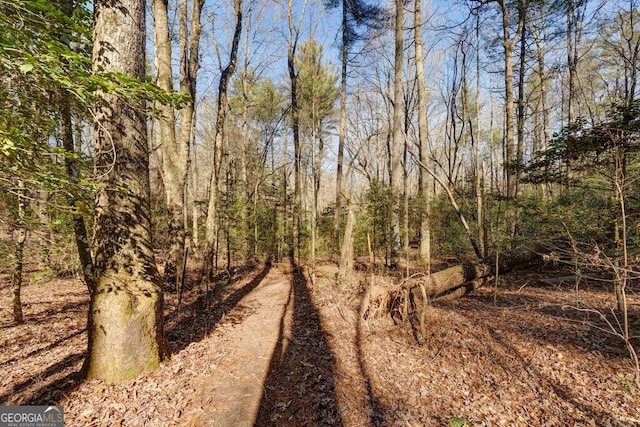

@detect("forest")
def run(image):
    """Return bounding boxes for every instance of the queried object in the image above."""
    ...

[1,0,640,424]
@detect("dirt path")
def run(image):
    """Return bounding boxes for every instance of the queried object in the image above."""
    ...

[2,262,343,426]
[195,266,291,426]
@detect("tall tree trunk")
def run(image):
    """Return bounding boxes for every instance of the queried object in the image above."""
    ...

[35,190,52,270]
[59,0,95,289]
[311,125,317,278]
[498,0,526,241]
[529,5,551,200]
[153,0,180,290]
[338,193,354,279]
[86,0,170,383]
[11,180,27,325]
[154,0,204,290]
[415,0,431,266]
[531,7,549,152]
[153,0,182,291]
[567,0,576,126]
[390,0,404,264]
[203,0,242,281]
[240,75,249,262]
[501,1,515,199]
[335,1,348,249]
[176,0,205,285]
[516,10,527,196]
[287,0,304,264]
[60,97,95,290]
[315,135,324,229]
[192,140,199,249]
[281,133,289,260]
[613,144,628,315]
[567,0,589,125]
[474,11,486,258]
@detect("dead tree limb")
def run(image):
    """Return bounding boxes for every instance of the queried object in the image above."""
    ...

[413,156,482,259]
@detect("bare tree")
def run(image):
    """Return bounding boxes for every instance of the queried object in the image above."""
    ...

[414,0,431,265]
[59,0,95,291]
[530,2,550,153]
[203,0,243,281]
[390,0,405,264]
[285,0,308,263]
[500,0,526,202]
[152,0,179,289]
[473,9,487,258]
[328,0,384,248]
[516,4,527,193]
[60,99,95,290]
[152,0,205,290]
[474,0,526,241]
[566,0,589,126]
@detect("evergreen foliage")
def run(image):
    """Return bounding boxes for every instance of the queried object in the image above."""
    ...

[523,100,640,250]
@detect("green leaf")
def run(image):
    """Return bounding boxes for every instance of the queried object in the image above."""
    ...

[1,137,16,156]
[448,417,469,427]
[19,63,34,74]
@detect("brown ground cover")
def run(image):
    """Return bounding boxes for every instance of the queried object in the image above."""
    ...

[1,259,639,426]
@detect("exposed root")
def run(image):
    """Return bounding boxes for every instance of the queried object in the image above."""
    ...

[359,282,392,321]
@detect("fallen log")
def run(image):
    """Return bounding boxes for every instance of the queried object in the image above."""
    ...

[403,242,551,302]
[361,243,556,342]
[403,261,491,302]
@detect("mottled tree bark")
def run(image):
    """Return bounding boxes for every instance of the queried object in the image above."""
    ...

[85,0,170,383]
[153,0,204,291]
[175,0,205,282]
[152,0,182,291]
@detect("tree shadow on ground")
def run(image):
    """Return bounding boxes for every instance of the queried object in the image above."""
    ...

[18,300,88,327]
[0,277,88,405]
[454,309,625,426]
[455,283,640,359]
[354,313,388,426]
[165,263,271,353]
[0,329,86,367]
[430,272,636,425]
[0,352,85,405]
[256,264,343,426]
